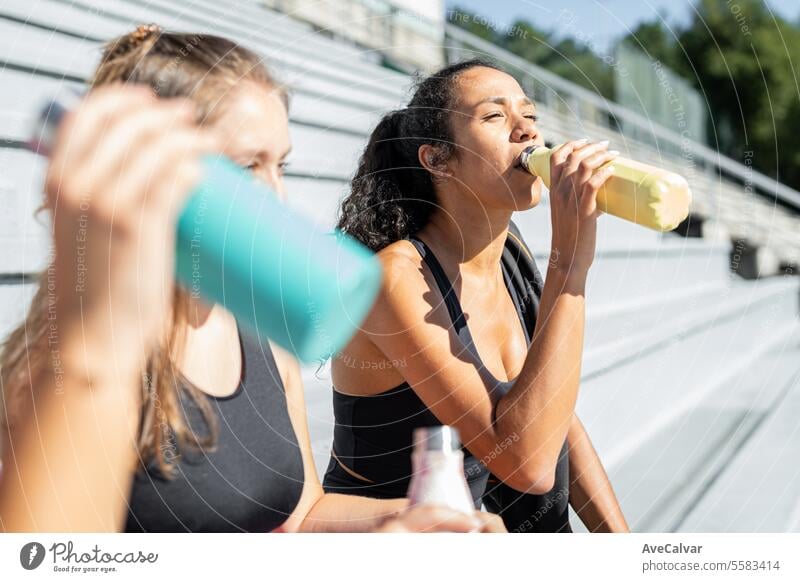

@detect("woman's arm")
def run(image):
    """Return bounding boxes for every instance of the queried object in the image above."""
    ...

[272,344,408,533]
[0,87,215,532]
[0,332,141,532]
[566,414,629,533]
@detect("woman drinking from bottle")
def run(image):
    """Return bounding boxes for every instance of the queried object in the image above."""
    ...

[324,59,629,533]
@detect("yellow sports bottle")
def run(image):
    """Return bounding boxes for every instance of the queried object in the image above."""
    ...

[518,145,692,232]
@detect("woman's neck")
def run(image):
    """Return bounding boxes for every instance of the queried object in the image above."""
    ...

[186,296,216,328]
[183,297,238,353]
[418,197,513,278]
[177,297,242,398]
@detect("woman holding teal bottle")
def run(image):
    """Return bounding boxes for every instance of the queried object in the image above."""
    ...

[0,25,502,534]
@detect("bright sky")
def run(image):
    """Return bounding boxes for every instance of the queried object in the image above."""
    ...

[444,0,800,54]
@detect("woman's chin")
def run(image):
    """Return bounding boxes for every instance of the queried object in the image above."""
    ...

[513,179,542,211]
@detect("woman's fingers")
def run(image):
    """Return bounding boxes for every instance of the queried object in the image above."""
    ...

[581,164,616,217]
[376,505,506,533]
[379,505,482,533]
[46,86,155,198]
[563,140,611,177]
[586,162,616,191]
[474,511,507,533]
[550,138,588,184]
[110,124,214,220]
[77,101,197,205]
[546,139,613,271]
[574,149,619,184]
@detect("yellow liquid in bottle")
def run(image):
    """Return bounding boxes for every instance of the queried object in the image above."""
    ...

[520,145,692,232]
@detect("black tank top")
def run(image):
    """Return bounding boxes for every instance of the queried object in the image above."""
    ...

[126,324,305,532]
[323,222,572,533]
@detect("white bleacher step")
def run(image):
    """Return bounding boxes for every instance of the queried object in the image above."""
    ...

[606,332,800,532]
[577,278,799,476]
[0,71,84,144]
[534,239,732,311]
[162,0,409,84]
[0,3,404,112]
[569,402,777,533]
[10,0,410,99]
[291,92,378,137]
[135,0,408,90]
[282,175,348,230]
[287,124,365,180]
[96,0,409,100]
[0,150,50,275]
[585,279,727,338]
[676,359,800,532]
[0,17,100,80]
[580,276,791,379]
[0,282,38,340]
[284,72,402,115]
[1,0,132,38]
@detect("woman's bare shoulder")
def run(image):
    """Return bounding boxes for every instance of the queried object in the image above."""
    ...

[376,239,422,269]
[374,239,434,305]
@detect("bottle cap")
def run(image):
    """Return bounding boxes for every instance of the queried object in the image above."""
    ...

[518,145,540,171]
[27,89,84,158]
[413,426,461,452]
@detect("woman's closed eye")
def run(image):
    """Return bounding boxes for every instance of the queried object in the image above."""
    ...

[481,112,538,123]
[241,160,288,174]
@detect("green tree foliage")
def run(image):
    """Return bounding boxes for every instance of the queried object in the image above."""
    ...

[624,0,800,192]
[447,8,614,98]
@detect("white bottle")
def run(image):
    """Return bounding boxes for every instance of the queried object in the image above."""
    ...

[407,426,475,514]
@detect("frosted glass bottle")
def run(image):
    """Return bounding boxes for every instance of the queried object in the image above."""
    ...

[407,426,475,514]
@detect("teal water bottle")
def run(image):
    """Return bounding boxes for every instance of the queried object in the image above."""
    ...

[174,155,382,362]
[30,95,382,363]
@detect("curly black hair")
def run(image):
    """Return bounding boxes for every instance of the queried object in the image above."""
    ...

[337,58,505,251]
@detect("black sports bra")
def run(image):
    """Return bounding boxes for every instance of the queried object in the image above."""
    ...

[126,324,305,532]
[323,222,572,532]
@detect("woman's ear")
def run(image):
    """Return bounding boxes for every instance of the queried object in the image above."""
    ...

[418,144,452,179]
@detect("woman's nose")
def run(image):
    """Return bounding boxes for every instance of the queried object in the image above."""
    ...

[267,171,287,202]
[253,169,286,201]
[511,119,537,143]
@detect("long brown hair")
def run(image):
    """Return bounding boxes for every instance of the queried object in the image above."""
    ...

[0,25,287,476]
